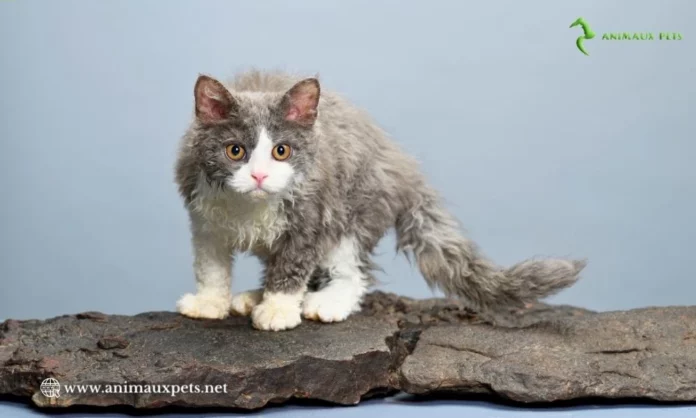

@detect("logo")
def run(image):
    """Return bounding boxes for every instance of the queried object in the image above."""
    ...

[569,17,683,56]
[570,17,595,56]
[40,378,61,398]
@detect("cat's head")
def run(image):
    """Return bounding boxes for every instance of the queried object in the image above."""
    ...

[178,74,321,202]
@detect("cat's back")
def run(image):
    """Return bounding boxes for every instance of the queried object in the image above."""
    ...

[226,69,409,170]
[226,70,356,115]
[226,69,300,93]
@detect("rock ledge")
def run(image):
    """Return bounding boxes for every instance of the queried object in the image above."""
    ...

[1,292,695,409]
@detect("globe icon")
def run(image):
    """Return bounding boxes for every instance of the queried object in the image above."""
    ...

[39,378,61,398]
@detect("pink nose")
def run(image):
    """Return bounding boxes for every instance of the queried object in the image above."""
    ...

[251,172,268,186]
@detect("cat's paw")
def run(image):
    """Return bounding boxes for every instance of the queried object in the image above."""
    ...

[251,292,302,331]
[176,292,231,320]
[230,289,263,316]
[302,289,360,323]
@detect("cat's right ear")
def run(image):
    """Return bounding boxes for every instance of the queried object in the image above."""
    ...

[194,75,237,124]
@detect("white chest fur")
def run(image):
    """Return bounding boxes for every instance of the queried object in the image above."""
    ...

[190,179,288,252]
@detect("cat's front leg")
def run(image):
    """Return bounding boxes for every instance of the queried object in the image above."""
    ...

[176,218,233,320]
[251,242,321,331]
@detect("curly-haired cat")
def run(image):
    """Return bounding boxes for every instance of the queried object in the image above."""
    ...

[174,70,586,331]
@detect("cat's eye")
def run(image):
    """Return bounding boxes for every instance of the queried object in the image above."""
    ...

[225,144,246,161]
[272,144,292,161]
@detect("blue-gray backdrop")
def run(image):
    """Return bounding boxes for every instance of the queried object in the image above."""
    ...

[1,1,694,417]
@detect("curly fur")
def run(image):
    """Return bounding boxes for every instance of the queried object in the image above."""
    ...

[174,70,586,330]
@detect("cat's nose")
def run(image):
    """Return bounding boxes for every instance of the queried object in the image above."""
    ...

[250,172,268,187]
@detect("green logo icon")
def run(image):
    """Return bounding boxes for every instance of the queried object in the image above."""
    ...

[570,17,595,56]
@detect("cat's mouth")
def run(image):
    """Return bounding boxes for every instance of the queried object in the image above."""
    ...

[225,177,276,200]
[247,188,272,200]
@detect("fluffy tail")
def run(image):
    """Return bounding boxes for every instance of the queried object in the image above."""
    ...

[395,194,586,316]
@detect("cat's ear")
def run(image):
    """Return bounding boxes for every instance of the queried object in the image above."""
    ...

[280,78,320,126]
[194,75,237,124]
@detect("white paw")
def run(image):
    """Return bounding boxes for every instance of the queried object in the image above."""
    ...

[230,289,263,316]
[176,292,231,319]
[251,292,302,331]
[302,290,360,323]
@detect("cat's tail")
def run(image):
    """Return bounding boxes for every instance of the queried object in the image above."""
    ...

[394,193,585,318]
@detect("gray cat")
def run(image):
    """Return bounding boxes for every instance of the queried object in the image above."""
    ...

[174,70,586,331]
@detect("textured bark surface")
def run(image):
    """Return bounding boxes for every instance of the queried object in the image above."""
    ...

[1,292,695,410]
[399,306,696,402]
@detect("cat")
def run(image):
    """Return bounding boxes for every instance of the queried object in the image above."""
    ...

[174,70,586,331]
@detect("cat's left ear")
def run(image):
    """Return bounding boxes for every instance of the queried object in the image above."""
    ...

[194,75,238,124]
[280,78,320,126]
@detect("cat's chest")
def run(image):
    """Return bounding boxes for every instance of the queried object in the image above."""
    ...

[194,194,288,251]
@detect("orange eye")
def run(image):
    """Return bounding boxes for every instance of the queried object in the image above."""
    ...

[272,144,292,161]
[225,144,246,161]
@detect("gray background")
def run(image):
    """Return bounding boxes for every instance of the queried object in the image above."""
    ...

[1,0,694,417]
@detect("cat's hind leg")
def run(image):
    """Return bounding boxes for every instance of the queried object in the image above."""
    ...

[230,289,264,316]
[302,235,372,323]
